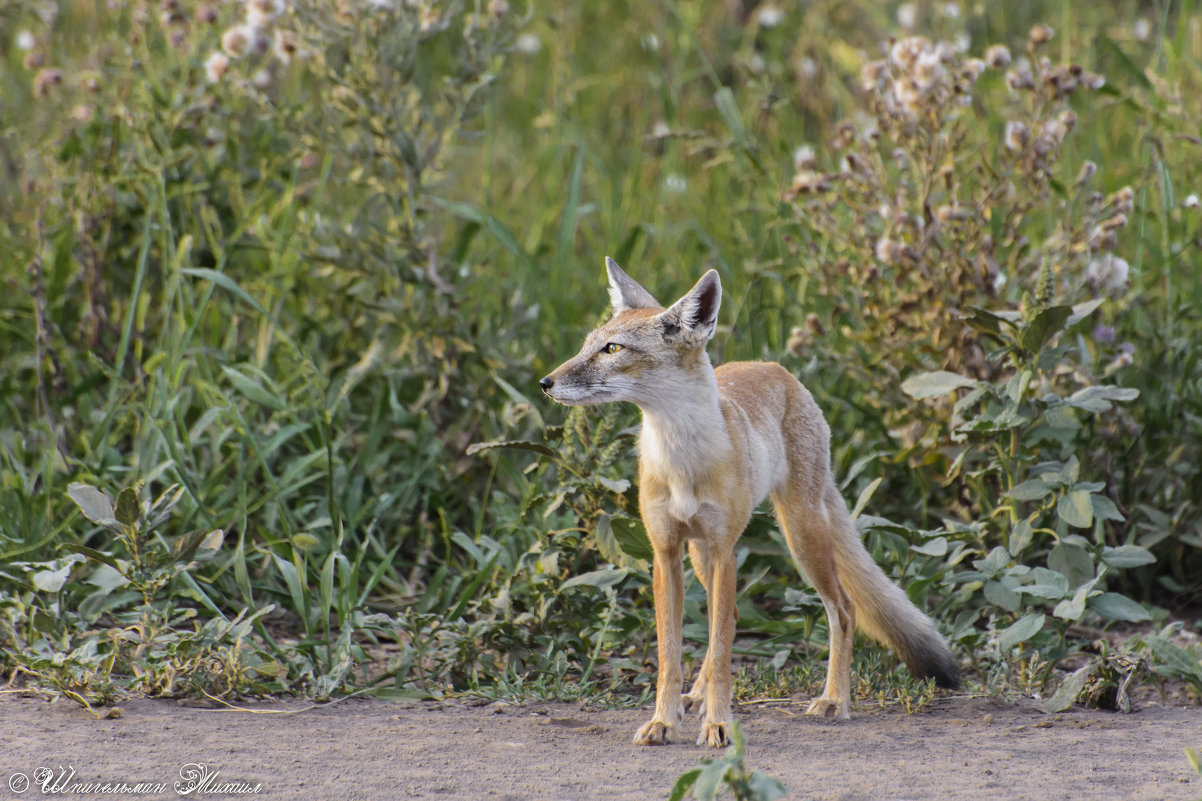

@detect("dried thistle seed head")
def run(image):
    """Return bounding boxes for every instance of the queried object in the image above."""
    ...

[1185,194,1200,209]
[985,44,1011,69]
[1100,212,1129,231]
[23,51,45,70]
[786,327,808,356]
[222,25,251,56]
[1058,109,1078,133]
[1029,24,1054,46]
[196,3,217,23]
[273,29,299,64]
[1111,186,1135,215]
[1086,253,1130,292]
[962,58,986,82]
[32,67,62,97]
[784,170,831,198]
[204,51,230,82]
[860,59,888,91]
[913,49,946,90]
[875,237,904,264]
[896,2,917,30]
[805,313,826,336]
[1003,120,1030,151]
[891,77,925,117]
[1006,65,1035,91]
[1087,225,1118,252]
[1081,71,1106,90]
[792,144,817,170]
[487,0,509,16]
[1075,160,1097,186]
[830,120,856,149]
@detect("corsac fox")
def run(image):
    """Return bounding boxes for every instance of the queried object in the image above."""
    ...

[539,259,959,747]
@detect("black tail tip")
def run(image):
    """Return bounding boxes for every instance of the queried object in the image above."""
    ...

[917,653,961,690]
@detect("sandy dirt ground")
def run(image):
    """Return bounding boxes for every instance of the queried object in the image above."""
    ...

[2,691,1200,800]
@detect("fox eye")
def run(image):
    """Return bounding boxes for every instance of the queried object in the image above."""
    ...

[602,342,624,355]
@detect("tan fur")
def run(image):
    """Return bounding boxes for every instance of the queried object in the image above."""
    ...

[540,260,958,747]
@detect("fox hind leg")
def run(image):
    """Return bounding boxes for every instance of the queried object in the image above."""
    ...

[773,491,856,719]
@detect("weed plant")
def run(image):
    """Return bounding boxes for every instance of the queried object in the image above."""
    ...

[2,0,1201,709]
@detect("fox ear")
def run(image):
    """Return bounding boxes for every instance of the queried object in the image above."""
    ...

[662,269,721,342]
[606,257,661,312]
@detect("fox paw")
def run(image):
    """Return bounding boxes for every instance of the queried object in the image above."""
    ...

[805,697,850,719]
[697,720,732,747]
[633,719,677,746]
[683,693,705,717]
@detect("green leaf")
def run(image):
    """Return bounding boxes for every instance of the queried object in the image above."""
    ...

[984,580,1021,613]
[668,768,702,801]
[1039,662,1094,712]
[1007,479,1052,502]
[62,543,122,570]
[1187,747,1202,776]
[1052,584,1092,622]
[693,757,732,801]
[713,86,749,150]
[1091,495,1125,523]
[115,487,141,527]
[911,537,947,557]
[68,483,116,527]
[1065,298,1106,327]
[901,370,977,399]
[1090,592,1150,622]
[611,516,653,562]
[465,439,556,457]
[998,613,1045,650]
[170,528,212,564]
[1101,545,1156,568]
[429,196,532,269]
[1058,490,1094,529]
[1062,386,1140,413]
[850,476,882,519]
[747,772,788,800]
[1020,305,1072,354]
[1048,543,1095,588]
[32,563,74,594]
[1008,518,1034,556]
[222,365,286,411]
[560,567,629,591]
[182,267,275,321]
[1022,567,1070,600]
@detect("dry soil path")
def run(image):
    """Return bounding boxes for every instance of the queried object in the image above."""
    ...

[2,692,1200,800]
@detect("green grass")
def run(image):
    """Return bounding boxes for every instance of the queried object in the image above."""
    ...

[1,0,1200,709]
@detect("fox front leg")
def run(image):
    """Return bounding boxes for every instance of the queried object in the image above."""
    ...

[633,543,686,745]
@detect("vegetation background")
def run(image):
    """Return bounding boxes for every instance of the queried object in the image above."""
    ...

[2,0,1201,712]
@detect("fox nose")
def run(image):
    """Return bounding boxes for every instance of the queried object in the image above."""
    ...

[539,376,554,393]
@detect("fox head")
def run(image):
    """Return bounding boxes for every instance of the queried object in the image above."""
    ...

[539,258,722,409]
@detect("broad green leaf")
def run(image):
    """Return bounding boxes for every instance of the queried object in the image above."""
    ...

[713,87,749,149]
[222,365,286,411]
[1008,518,1034,556]
[1048,543,1094,588]
[668,768,701,801]
[1039,662,1094,712]
[1020,305,1071,354]
[1101,545,1156,568]
[1089,592,1150,622]
[1052,584,1092,621]
[597,476,631,494]
[901,370,977,399]
[1062,386,1140,413]
[1058,490,1094,528]
[465,439,556,457]
[998,613,1045,650]
[984,580,1021,613]
[747,772,788,800]
[87,563,130,595]
[693,757,733,801]
[1007,479,1052,502]
[611,516,653,562]
[911,537,947,557]
[32,563,74,594]
[1091,495,1125,523]
[972,546,1010,579]
[1022,567,1070,600]
[1065,297,1106,327]
[115,487,141,527]
[560,567,628,591]
[68,483,116,527]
